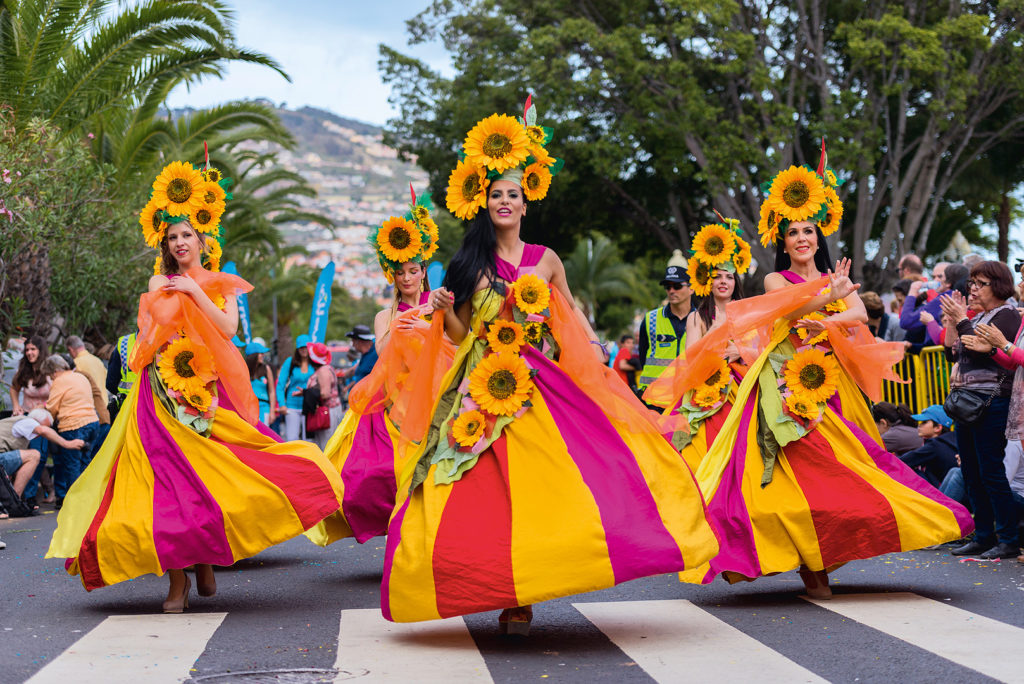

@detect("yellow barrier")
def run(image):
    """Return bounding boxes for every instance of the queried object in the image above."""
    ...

[880,345,951,413]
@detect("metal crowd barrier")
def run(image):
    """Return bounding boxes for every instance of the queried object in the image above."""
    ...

[880,345,951,413]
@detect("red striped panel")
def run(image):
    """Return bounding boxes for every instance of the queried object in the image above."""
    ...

[784,428,901,566]
[78,456,121,591]
[432,439,517,618]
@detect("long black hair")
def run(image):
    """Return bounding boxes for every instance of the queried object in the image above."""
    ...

[695,269,746,329]
[443,210,498,309]
[774,223,833,274]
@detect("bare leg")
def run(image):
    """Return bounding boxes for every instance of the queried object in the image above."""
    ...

[13,449,40,497]
[163,568,191,613]
[195,563,217,597]
[798,566,831,599]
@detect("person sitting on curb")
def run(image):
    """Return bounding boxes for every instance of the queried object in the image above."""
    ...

[0,408,85,512]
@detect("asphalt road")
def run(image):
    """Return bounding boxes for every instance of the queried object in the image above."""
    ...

[3,508,1024,683]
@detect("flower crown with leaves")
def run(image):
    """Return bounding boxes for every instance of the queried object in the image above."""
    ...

[141,145,231,273]
[369,185,440,284]
[445,95,565,221]
[688,213,752,297]
[756,140,844,248]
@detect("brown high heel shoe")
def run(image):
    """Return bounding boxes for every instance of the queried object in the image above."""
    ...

[195,564,217,597]
[498,605,533,636]
[162,574,191,613]
[798,567,832,600]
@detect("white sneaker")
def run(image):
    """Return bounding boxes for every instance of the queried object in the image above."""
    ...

[0,537,6,550]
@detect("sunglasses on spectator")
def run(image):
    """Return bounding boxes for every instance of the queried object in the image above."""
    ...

[967,279,990,290]
[665,282,688,291]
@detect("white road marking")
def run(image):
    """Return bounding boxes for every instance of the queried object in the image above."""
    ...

[804,592,1024,683]
[574,599,827,684]
[334,609,492,682]
[26,612,227,684]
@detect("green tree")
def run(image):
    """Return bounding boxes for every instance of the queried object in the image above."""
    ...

[563,232,642,329]
[380,1,1024,287]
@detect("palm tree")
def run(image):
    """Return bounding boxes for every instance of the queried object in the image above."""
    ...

[0,0,286,138]
[563,232,642,324]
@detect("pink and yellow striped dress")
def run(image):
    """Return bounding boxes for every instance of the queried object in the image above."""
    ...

[47,269,345,590]
[380,244,718,622]
[680,271,973,585]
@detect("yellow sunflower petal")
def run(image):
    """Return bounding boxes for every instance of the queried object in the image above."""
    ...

[140,197,167,248]
[782,347,839,404]
[446,160,489,220]
[378,216,423,263]
[463,114,531,173]
[693,386,722,408]
[190,200,225,235]
[757,201,781,248]
[157,336,218,395]
[522,162,552,202]
[732,236,752,274]
[486,320,526,354]
[184,384,213,412]
[692,224,736,267]
[468,352,534,416]
[511,273,551,315]
[199,180,227,207]
[688,256,712,297]
[702,358,731,393]
[785,391,820,420]
[419,217,439,261]
[452,409,487,447]
[818,185,844,237]
[766,165,827,223]
[151,161,204,217]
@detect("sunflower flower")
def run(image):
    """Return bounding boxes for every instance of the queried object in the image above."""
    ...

[468,353,534,416]
[190,200,225,235]
[157,336,217,396]
[766,166,827,223]
[820,286,848,314]
[153,255,163,276]
[377,216,423,263]
[140,198,167,248]
[524,321,548,345]
[419,217,439,260]
[818,185,843,237]
[529,144,555,168]
[783,348,839,404]
[412,205,430,222]
[463,114,531,173]
[732,236,752,274]
[795,311,829,346]
[446,160,489,220]
[486,320,526,354]
[151,161,204,217]
[199,180,227,207]
[522,163,552,202]
[512,274,551,314]
[693,386,722,408]
[757,203,780,248]
[692,224,736,267]
[184,384,214,413]
[452,409,486,447]
[204,236,222,272]
[688,256,713,297]
[201,167,223,184]
[785,391,820,420]
[524,125,547,146]
[702,358,731,394]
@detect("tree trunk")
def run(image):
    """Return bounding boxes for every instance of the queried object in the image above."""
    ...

[998,191,1011,263]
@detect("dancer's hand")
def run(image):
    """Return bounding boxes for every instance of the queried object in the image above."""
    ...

[162,274,201,297]
[394,306,431,332]
[796,318,827,336]
[827,258,860,301]
[428,288,454,312]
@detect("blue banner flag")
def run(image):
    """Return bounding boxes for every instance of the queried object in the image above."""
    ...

[308,261,336,343]
[426,261,446,292]
[222,261,252,345]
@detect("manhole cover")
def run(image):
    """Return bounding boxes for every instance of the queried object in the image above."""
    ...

[188,668,368,683]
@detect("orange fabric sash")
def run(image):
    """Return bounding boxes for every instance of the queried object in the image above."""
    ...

[130,267,257,424]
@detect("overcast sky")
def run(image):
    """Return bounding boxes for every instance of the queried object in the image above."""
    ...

[166,1,448,126]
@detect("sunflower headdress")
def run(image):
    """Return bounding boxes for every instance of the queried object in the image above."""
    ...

[757,140,844,248]
[369,185,441,284]
[445,95,564,221]
[687,213,752,297]
[142,146,232,273]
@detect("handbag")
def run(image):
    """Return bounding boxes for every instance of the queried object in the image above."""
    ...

[943,386,998,425]
[305,404,330,432]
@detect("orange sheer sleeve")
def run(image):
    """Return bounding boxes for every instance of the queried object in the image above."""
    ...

[824,320,907,402]
[130,267,258,424]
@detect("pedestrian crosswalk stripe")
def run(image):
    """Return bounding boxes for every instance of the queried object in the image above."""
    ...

[804,592,1024,684]
[574,599,827,684]
[334,609,492,683]
[25,612,227,684]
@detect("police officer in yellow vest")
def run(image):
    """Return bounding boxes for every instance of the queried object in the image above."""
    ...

[637,264,692,393]
[104,332,137,421]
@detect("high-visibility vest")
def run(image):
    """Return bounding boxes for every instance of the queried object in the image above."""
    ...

[117,333,138,395]
[637,307,685,391]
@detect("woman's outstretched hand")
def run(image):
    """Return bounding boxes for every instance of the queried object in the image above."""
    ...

[827,258,860,301]
[429,287,454,312]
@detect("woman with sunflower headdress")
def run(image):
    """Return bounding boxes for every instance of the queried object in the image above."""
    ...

[676,146,972,598]
[644,218,750,473]
[305,190,455,547]
[47,160,344,613]
[379,97,718,633]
